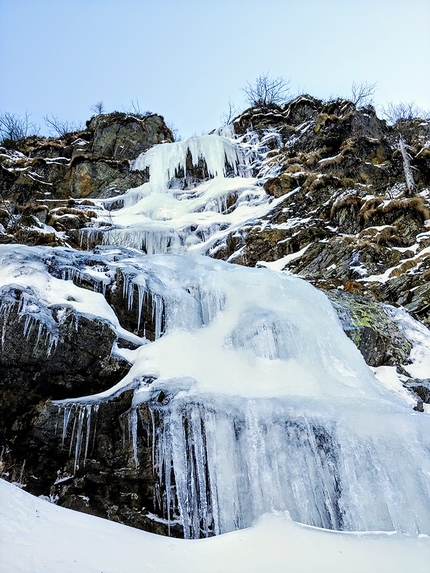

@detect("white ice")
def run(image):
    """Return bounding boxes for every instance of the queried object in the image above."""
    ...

[47,253,430,538]
[82,130,281,256]
[131,134,245,190]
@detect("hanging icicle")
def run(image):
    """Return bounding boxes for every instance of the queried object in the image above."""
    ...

[57,403,100,474]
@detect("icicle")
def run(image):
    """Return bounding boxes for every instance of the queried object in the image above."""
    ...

[68,410,78,458]
[0,302,12,346]
[148,393,430,539]
[122,273,135,311]
[73,407,85,473]
[61,405,72,447]
[131,135,244,192]
[56,403,99,474]
[83,404,92,467]
[136,284,147,331]
[152,294,164,339]
[129,408,139,467]
[92,404,99,452]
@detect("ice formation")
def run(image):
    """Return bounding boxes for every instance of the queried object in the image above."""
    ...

[116,258,430,538]
[5,128,430,544]
[80,130,283,256]
[131,132,247,187]
[48,251,430,539]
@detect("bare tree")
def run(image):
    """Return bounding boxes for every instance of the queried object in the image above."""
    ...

[90,101,105,115]
[44,115,82,137]
[382,101,430,123]
[243,73,291,107]
[220,99,240,126]
[125,99,152,118]
[0,111,38,143]
[351,81,377,107]
[167,121,181,141]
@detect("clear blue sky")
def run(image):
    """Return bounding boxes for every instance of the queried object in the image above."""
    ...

[1,0,429,139]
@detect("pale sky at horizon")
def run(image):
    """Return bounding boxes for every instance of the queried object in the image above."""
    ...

[0,0,429,139]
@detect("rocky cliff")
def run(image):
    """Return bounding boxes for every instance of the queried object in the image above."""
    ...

[1,98,430,535]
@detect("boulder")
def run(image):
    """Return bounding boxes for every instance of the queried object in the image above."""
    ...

[326,289,412,367]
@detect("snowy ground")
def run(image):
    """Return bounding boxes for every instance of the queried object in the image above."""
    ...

[2,479,430,573]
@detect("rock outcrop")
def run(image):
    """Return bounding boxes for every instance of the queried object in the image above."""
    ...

[0,112,173,247]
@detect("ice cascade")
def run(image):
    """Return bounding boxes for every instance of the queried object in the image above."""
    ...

[53,253,430,539]
[80,130,282,256]
[17,127,430,542]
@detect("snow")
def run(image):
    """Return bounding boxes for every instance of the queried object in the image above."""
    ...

[318,154,342,165]
[371,365,416,406]
[0,246,119,327]
[257,244,312,271]
[2,478,430,573]
[0,245,144,350]
[388,305,430,379]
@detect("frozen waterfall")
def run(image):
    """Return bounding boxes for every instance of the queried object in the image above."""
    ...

[119,256,430,539]
[34,127,430,540]
[46,251,430,540]
[80,129,282,256]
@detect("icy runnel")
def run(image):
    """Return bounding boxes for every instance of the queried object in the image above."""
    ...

[80,129,282,256]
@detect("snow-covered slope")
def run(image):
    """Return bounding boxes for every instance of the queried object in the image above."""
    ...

[2,478,430,573]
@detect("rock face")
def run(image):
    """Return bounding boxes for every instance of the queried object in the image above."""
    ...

[0,244,176,533]
[1,99,430,535]
[0,112,173,247]
[0,301,139,527]
[231,98,430,311]
[326,289,412,367]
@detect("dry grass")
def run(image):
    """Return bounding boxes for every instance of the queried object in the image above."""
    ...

[318,154,344,169]
[344,280,362,294]
[374,226,402,246]
[285,163,304,173]
[304,151,321,167]
[383,197,429,221]
[357,196,429,226]
[358,198,384,221]
[330,193,362,218]
[389,258,420,277]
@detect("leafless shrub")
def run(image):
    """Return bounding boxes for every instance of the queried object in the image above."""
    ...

[167,121,181,142]
[243,73,291,107]
[90,101,105,115]
[125,99,153,118]
[382,101,430,123]
[220,99,240,126]
[44,114,83,137]
[0,111,38,143]
[351,81,377,107]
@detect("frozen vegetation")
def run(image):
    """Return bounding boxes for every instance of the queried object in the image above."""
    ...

[2,126,430,571]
